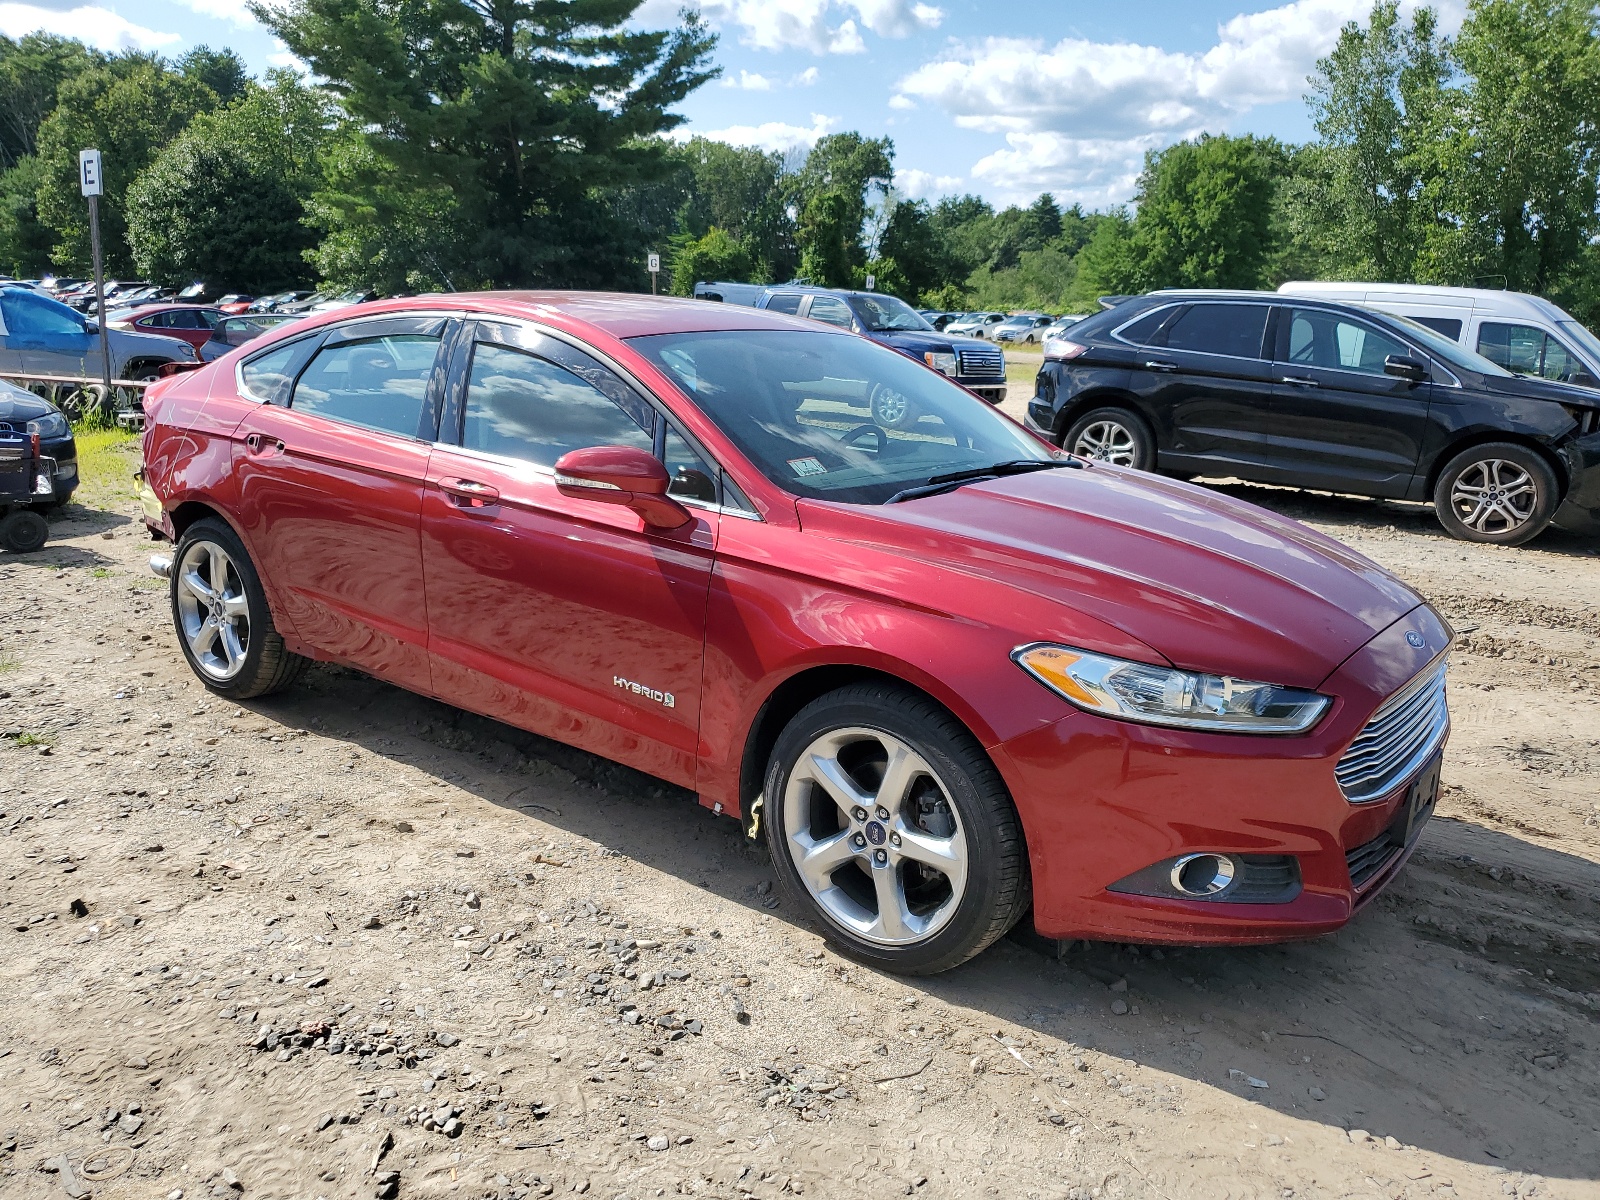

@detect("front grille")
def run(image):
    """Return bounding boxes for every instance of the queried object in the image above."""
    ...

[1335,659,1449,803]
[958,347,1005,379]
[1345,829,1403,889]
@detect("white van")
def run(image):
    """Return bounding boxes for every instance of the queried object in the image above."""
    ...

[1277,282,1600,391]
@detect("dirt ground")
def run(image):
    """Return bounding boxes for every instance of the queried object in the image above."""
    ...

[1,428,1597,1200]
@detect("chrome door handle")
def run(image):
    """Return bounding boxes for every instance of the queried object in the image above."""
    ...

[244,433,285,454]
[1143,360,1179,372]
[440,477,500,508]
[1279,376,1319,387]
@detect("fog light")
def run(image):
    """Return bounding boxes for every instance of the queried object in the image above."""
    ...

[1170,853,1236,896]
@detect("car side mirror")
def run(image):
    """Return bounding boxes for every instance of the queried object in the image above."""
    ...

[1384,355,1427,382]
[553,445,691,529]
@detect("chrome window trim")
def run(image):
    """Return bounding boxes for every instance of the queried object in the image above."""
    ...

[233,309,462,405]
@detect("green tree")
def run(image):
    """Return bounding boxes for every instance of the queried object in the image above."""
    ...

[0,155,53,275]
[1126,133,1286,290]
[796,188,855,287]
[1298,1,1451,280]
[878,199,948,299]
[34,54,220,274]
[1071,209,1139,304]
[792,133,893,271]
[258,0,717,289]
[127,74,331,290]
[176,46,249,106]
[0,34,100,170]
[668,226,750,295]
[670,137,794,281]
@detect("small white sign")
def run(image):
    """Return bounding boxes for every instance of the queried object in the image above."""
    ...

[79,148,103,197]
[865,274,876,290]
[647,252,660,274]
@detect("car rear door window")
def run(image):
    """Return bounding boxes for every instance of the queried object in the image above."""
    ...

[1476,321,1585,383]
[461,341,653,468]
[290,333,440,438]
[805,296,854,329]
[1116,306,1176,345]
[764,294,803,315]
[240,340,306,403]
[1285,309,1407,375]
[1162,303,1270,359]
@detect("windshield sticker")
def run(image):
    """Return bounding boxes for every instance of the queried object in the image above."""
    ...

[787,456,827,478]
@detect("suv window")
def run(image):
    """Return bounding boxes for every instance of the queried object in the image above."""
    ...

[765,294,803,315]
[1284,308,1407,375]
[462,341,653,468]
[1476,321,1585,383]
[291,333,440,437]
[1163,303,1269,359]
[1116,306,1176,345]
[805,295,854,329]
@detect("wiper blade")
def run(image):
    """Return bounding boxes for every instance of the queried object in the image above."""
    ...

[887,459,1077,504]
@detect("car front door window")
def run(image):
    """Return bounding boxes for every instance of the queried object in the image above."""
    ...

[1287,310,1407,375]
[291,334,440,438]
[805,296,854,329]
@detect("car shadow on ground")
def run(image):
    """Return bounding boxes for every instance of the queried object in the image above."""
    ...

[230,659,1600,1186]
[1196,477,1600,558]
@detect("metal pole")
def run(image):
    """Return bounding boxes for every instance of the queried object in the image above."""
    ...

[87,194,112,393]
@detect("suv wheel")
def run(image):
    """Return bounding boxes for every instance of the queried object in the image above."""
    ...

[1433,442,1558,545]
[870,383,916,430]
[171,518,306,698]
[1064,406,1155,471]
[763,683,1030,975]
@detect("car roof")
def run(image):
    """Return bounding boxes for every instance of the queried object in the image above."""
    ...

[1277,280,1572,322]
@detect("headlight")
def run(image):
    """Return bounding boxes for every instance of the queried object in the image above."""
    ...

[923,351,958,375]
[1013,643,1331,735]
[1043,335,1087,361]
[26,411,70,439]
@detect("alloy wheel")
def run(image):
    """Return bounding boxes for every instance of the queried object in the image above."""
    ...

[1072,419,1138,466]
[873,387,910,427]
[1449,458,1537,535]
[175,540,251,681]
[781,727,968,947]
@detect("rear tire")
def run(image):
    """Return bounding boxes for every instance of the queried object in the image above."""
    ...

[1432,442,1558,546]
[1064,406,1156,471]
[170,518,306,699]
[763,682,1030,975]
[869,382,917,430]
[0,509,48,553]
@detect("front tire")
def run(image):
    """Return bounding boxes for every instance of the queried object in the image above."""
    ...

[869,382,916,430]
[1432,442,1558,545]
[1064,406,1156,471]
[763,683,1030,975]
[170,518,306,698]
[0,509,48,553]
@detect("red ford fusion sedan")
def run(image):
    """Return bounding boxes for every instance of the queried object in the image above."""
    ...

[139,292,1450,974]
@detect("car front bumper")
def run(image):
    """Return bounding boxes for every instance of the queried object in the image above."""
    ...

[1554,429,1600,535]
[992,606,1453,945]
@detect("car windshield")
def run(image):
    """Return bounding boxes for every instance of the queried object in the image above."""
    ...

[1383,313,1513,378]
[631,329,1051,505]
[1557,319,1600,368]
[850,294,933,332]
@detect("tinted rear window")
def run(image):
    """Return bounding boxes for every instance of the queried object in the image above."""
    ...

[1162,303,1270,358]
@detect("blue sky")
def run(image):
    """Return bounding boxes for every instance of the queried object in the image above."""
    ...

[1,0,1465,209]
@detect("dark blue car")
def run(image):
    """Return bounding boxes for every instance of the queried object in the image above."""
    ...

[753,287,1007,426]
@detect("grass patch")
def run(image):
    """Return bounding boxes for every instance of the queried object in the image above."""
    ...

[4,730,54,748]
[72,424,141,511]
[0,650,18,673]
[90,566,116,579]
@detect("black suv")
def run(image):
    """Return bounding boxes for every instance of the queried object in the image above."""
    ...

[1029,290,1600,545]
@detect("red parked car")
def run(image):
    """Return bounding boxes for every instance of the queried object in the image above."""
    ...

[106,303,223,351]
[139,293,1451,974]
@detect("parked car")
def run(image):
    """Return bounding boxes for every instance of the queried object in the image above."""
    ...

[198,312,302,362]
[105,303,223,351]
[249,290,315,313]
[0,286,197,386]
[945,312,1007,339]
[0,423,52,552]
[1278,282,1600,391]
[1043,315,1084,337]
[0,378,76,506]
[1029,290,1600,544]
[215,294,255,315]
[142,291,1453,973]
[995,314,1054,344]
[692,280,770,306]
[755,286,1006,418]
[918,310,960,332]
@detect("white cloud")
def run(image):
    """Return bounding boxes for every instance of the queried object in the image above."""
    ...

[894,167,963,200]
[895,0,1466,204]
[795,66,819,86]
[0,2,180,50]
[695,112,838,153]
[649,0,940,55]
[723,69,774,90]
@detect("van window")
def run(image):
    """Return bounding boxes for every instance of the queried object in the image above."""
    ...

[1477,322,1586,383]
[1410,316,1462,341]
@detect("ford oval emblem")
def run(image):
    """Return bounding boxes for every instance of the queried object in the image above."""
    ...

[1406,631,1425,648]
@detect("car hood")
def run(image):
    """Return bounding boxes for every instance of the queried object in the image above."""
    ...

[1472,370,1600,409]
[871,330,995,355]
[798,464,1425,690]
[0,379,55,420]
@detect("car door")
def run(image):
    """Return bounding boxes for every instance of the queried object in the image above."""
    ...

[0,288,94,378]
[231,315,449,694]
[420,320,718,788]
[1138,301,1275,474]
[1267,306,1432,496]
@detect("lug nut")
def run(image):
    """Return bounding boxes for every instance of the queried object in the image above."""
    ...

[875,806,890,821]
[872,849,888,866]
[852,833,867,849]
[889,832,901,847]
[852,807,869,822]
